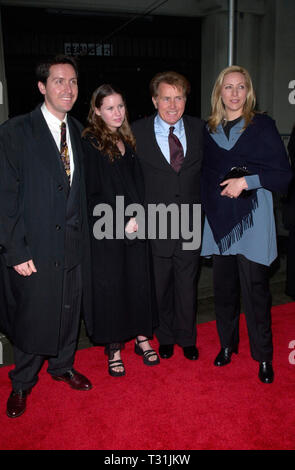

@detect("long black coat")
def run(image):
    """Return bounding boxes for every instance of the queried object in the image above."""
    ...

[83,137,157,344]
[0,106,92,355]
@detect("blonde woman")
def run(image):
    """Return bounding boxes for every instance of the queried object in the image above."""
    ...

[201,66,292,383]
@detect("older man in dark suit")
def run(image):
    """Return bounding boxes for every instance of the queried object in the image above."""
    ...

[0,55,93,418]
[132,71,203,361]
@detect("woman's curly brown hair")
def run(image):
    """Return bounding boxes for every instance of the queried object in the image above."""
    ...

[82,84,136,161]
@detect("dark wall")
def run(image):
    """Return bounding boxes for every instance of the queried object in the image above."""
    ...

[2,6,202,125]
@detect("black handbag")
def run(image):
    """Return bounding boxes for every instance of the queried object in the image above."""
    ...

[221,166,253,198]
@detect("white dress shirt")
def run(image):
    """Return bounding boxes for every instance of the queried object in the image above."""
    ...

[154,114,187,162]
[41,103,75,184]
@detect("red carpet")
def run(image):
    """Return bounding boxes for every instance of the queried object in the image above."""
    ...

[0,303,295,450]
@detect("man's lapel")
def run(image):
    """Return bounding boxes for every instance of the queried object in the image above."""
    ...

[67,116,81,185]
[181,115,195,169]
[30,106,67,184]
[146,115,175,172]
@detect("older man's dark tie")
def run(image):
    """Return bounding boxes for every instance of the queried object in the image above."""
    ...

[60,122,71,182]
[168,126,184,172]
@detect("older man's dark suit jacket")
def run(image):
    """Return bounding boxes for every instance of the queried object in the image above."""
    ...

[132,114,203,257]
[132,114,203,347]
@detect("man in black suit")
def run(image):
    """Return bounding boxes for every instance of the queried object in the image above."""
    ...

[132,71,203,361]
[0,55,93,418]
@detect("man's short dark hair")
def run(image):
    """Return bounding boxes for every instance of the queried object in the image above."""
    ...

[36,54,78,84]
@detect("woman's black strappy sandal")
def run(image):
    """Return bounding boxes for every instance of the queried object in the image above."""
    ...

[134,338,160,366]
[105,343,125,377]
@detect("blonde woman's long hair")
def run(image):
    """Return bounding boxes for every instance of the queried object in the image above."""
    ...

[208,65,256,133]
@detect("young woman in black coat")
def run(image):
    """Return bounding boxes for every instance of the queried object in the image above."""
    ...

[82,84,159,376]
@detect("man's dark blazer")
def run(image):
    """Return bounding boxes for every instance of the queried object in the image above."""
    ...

[0,105,92,355]
[132,114,204,257]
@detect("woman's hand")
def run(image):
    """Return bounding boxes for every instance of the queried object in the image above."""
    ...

[125,217,138,234]
[220,177,248,199]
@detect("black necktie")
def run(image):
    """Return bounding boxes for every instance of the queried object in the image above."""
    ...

[60,122,71,182]
[168,126,184,172]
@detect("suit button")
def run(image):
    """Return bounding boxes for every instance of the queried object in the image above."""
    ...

[54,261,60,267]
[58,185,63,191]
[56,224,61,231]
[0,244,5,253]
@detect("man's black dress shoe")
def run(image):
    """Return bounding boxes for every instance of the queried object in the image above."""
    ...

[159,344,174,359]
[51,369,92,390]
[214,346,238,366]
[183,345,199,360]
[6,388,32,418]
[258,361,274,384]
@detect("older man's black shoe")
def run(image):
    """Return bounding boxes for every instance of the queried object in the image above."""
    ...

[159,344,174,359]
[258,361,274,383]
[183,345,199,360]
[214,347,238,366]
[51,369,92,390]
[6,388,32,418]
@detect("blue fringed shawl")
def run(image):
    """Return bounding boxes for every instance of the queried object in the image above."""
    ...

[201,114,292,254]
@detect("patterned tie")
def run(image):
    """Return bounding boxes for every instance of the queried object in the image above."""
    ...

[60,122,71,182]
[168,126,184,172]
